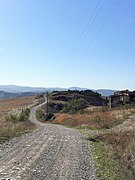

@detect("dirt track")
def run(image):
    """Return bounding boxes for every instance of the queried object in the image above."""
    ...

[0,103,97,180]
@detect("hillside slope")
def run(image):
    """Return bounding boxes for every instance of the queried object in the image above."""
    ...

[0,85,116,96]
[50,90,108,106]
[0,91,36,99]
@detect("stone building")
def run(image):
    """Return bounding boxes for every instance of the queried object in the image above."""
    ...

[109,90,135,108]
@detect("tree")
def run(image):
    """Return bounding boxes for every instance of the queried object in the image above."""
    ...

[62,98,88,114]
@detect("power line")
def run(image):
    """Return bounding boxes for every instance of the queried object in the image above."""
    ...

[70,0,105,60]
[64,0,120,82]
[65,0,103,66]
[75,0,120,66]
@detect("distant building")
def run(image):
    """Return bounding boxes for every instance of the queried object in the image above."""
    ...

[109,90,135,108]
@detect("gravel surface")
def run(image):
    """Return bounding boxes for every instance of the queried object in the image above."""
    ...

[0,103,97,180]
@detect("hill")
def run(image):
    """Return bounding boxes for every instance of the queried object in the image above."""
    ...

[0,85,116,96]
[95,89,116,96]
[0,91,36,99]
[0,85,67,93]
[50,90,108,107]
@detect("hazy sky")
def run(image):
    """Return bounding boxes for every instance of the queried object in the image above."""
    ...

[0,0,135,90]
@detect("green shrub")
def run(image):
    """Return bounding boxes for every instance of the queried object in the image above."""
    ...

[36,109,45,121]
[5,114,18,123]
[62,98,88,114]
[45,113,55,121]
[36,109,55,122]
[5,108,30,123]
[18,113,27,122]
[23,108,30,116]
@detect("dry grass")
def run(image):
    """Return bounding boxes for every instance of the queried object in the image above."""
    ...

[52,106,135,178]
[53,109,130,129]
[127,108,135,114]
[0,121,35,143]
[0,96,35,118]
[89,130,135,179]
[0,96,36,143]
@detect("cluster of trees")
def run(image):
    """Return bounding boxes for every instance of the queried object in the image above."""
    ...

[49,102,64,111]
[52,89,101,98]
[36,109,55,121]
[62,98,88,114]
[68,90,101,97]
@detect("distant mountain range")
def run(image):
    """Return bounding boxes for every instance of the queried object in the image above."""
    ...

[0,91,37,99]
[95,89,117,96]
[69,87,117,96]
[0,85,117,99]
[0,85,67,93]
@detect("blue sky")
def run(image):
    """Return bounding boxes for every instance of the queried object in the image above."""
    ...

[0,0,135,90]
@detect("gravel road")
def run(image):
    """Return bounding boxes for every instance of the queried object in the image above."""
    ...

[0,102,97,180]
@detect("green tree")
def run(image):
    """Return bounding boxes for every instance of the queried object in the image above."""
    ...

[62,98,88,114]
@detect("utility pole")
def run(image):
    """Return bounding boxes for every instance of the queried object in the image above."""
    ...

[109,96,112,109]
[46,92,49,116]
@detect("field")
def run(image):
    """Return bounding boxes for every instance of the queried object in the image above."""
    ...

[53,108,134,129]
[50,92,135,179]
[0,96,36,143]
[2,91,135,178]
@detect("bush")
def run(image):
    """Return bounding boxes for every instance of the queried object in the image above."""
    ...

[18,113,27,122]
[36,109,46,121]
[35,94,44,99]
[45,113,55,121]
[5,108,30,123]
[19,108,30,122]
[62,98,88,114]
[23,108,30,116]
[5,114,19,123]
[36,109,55,122]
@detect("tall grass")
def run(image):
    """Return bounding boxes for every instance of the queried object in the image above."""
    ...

[53,109,130,129]
[89,130,135,179]
[5,108,30,123]
[52,107,135,178]
[0,121,35,143]
[0,97,36,144]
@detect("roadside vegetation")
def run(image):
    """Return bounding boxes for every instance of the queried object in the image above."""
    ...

[35,93,45,104]
[88,130,135,179]
[5,108,30,123]
[50,90,107,106]
[61,98,88,114]
[53,109,130,129]
[0,96,35,144]
[50,90,135,179]
[53,106,135,179]
[36,109,55,122]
